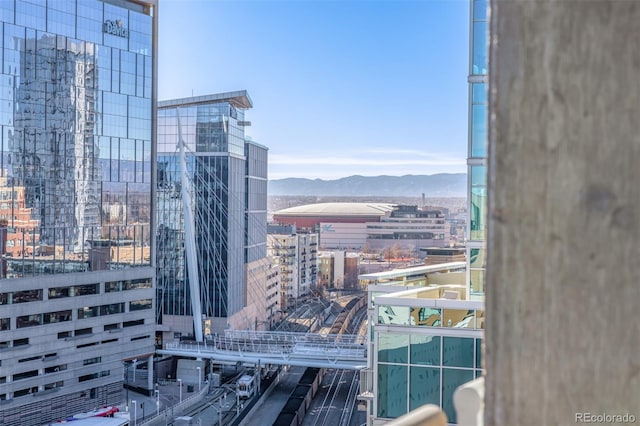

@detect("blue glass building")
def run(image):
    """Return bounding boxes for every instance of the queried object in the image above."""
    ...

[468,0,488,297]
[156,91,269,340]
[0,1,157,425]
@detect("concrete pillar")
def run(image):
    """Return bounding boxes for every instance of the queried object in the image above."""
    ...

[147,355,154,391]
[487,1,640,425]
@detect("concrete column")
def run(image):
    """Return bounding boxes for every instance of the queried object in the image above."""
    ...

[147,355,154,391]
[487,1,640,425]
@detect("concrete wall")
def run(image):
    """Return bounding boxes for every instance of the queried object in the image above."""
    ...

[487,1,640,425]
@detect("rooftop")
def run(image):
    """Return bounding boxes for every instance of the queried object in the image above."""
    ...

[274,202,394,217]
[358,261,466,282]
[158,90,253,109]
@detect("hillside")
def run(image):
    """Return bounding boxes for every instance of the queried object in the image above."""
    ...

[268,174,466,197]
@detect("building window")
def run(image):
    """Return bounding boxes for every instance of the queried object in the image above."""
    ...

[130,299,152,311]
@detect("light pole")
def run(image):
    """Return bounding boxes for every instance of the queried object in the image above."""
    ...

[196,366,201,391]
[124,362,129,406]
[177,378,182,403]
[131,400,137,426]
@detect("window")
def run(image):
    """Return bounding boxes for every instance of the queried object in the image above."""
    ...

[470,165,487,240]
[48,287,70,299]
[45,364,67,374]
[83,357,101,366]
[13,338,29,347]
[130,299,152,311]
[17,314,42,328]
[44,381,63,390]
[123,319,144,327]
[13,370,38,381]
[44,310,71,324]
[75,327,93,336]
[131,335,150,341]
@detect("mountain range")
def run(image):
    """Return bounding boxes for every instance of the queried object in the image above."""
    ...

[268,173,466,197]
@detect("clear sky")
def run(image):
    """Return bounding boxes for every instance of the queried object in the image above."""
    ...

[159,0,470,180]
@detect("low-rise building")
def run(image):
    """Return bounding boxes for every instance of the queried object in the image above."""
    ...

[318,250,360,290]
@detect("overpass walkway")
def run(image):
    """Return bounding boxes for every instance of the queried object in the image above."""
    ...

[157,330,367,370]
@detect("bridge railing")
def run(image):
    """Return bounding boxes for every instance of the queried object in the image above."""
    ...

[164,331,367,360]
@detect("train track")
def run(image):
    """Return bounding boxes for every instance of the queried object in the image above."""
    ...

[304,305,368,426]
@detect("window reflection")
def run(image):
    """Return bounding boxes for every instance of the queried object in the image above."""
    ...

[0,1,153,279]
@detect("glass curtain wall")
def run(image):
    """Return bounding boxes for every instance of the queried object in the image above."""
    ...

[376,330,483,423]
[156,101,247,321]
[0,0,152,279]
[467,0,488,296]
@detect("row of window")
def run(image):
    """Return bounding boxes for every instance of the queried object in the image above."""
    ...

[3,369,110,400]
[377,305,484,330]
[0,279,151,305]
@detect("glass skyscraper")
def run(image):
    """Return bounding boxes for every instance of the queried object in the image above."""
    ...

[0,1,157,425]
[468,0,488,296]
[156,91,269,340]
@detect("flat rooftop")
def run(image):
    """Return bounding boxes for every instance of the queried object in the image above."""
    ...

[358,261,466,281]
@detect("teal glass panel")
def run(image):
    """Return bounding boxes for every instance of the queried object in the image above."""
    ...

[443,337,475,368]
[476,338,483,369]
[409,366,440,411]
[470,166,487,240]
[410,335,440,365]
[472,21,488,75]
[442,368,474,424]
[471,104,487,157]
[377,364,408,418]
[378,333,409,364]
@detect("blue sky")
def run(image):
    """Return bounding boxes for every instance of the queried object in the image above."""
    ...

[159,0,469,180]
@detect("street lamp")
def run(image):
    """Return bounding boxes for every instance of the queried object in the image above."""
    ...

[177,378,182,403]
[131,400,137,426]
[196,366,201,391]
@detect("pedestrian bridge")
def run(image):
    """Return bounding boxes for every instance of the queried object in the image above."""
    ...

[157,330,367,370]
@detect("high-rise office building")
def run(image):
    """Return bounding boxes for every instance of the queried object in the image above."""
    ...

[467,0,488,297]
[0,1,157,424]
[156,91,270,341]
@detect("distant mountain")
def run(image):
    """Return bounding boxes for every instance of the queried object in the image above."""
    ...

[268,174,466,197]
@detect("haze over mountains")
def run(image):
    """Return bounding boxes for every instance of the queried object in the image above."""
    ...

[268,173,466,197]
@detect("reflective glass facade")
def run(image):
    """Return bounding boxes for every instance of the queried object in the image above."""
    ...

[368,287,484,425]
[0,1,156,424]
[376,330,483,423]
[468,0,488,296]
[157,93,257,321]
[0,0,153,278]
